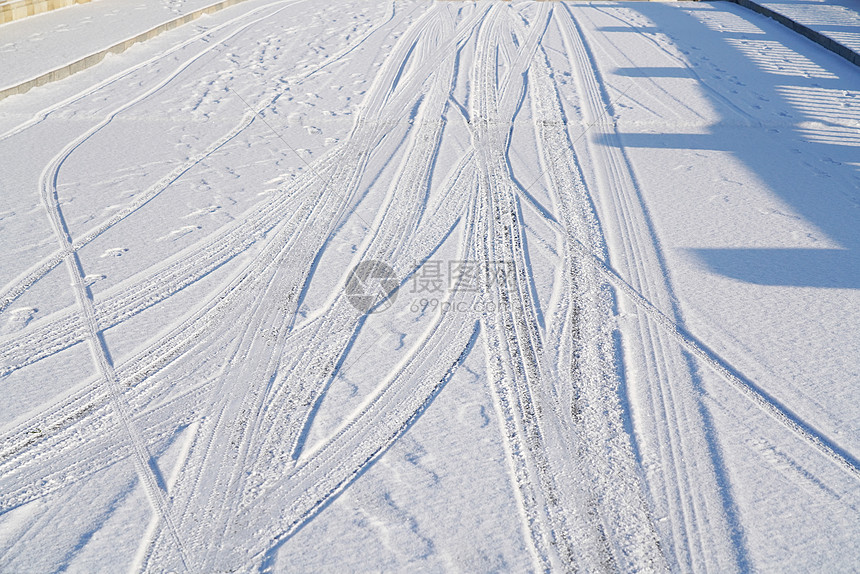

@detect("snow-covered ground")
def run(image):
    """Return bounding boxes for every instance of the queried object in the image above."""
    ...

[0,0,858,572]
[754,0,860,54]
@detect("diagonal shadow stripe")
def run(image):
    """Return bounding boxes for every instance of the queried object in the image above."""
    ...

[690,247,860,288]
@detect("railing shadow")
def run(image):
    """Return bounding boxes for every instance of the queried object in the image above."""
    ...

[598,1,860,289]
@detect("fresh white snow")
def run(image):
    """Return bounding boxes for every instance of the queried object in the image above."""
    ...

[0,0,858,572]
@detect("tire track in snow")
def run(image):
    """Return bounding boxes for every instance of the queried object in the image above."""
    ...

[0,0,404,531]
[6,3,838,572]
[466,5,607,571]
[228,0,485,486]
[4,40,478,536]
[567,236,860,483]
[226,164,485,571]
[4,0,430,516]
[0,0,397,316]
[0,2,483,378]
[0,1,346,372]
[566,0,860,533]
[232,316,481,571]
[265,4,461,464]
[559,6,741,571]
[192,8,475,565]
[0,9,426,564]
[172,6,499,568]
[0,378,211,512]
[580,0,860,479]
[137,4,469,566]
[37,97,191,573]
[527,27,667,572]
[0,143,327,466]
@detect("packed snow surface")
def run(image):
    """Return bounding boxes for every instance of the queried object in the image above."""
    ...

[0,0,858,572]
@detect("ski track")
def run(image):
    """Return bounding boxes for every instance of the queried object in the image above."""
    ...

[2,1,857,572]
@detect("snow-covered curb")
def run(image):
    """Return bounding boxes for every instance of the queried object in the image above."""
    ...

[0,0,91,25]
[0,0,249,101]
[723,0,860,66]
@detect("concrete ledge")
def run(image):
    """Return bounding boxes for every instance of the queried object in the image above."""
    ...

[0,0,92,25]
[0,0,250,101]
[722,0,860,67]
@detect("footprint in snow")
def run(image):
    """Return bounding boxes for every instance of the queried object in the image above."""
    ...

[84,274,106,287]
[157,226,201,242]
[0,307,38,335]
[101,247,128,258]
[182,205,221,219]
